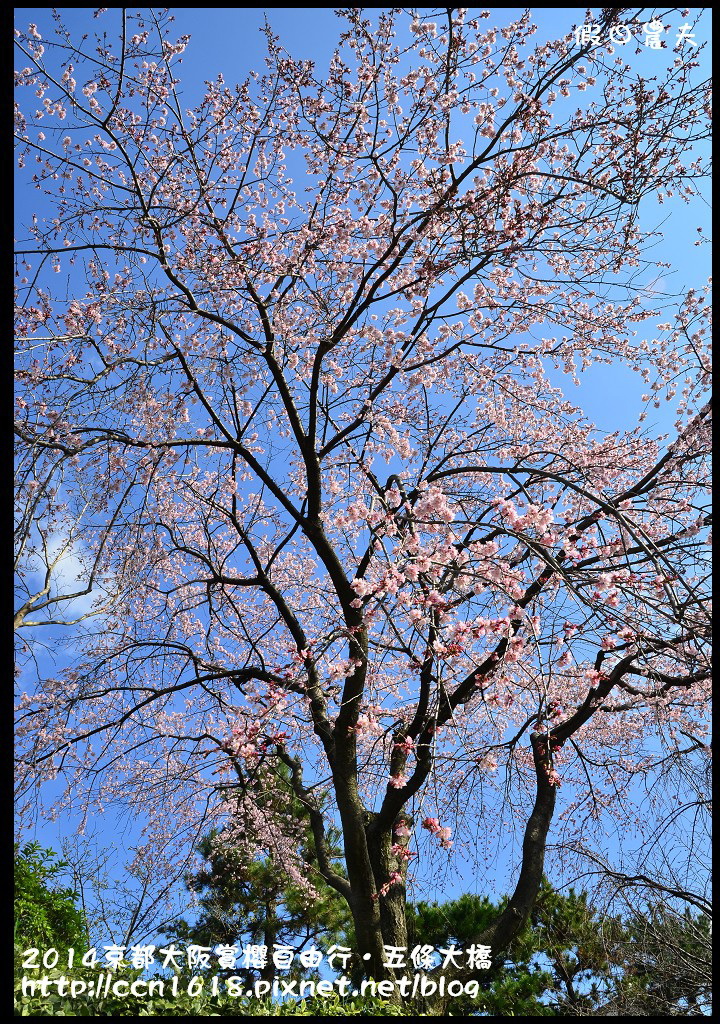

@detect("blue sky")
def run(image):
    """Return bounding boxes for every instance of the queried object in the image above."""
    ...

[15,6,712,951]
[15,5,711,438]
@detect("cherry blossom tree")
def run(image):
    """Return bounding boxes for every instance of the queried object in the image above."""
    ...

[15,7,711,983]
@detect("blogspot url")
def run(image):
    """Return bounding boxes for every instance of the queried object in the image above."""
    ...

[21,973,486,1001]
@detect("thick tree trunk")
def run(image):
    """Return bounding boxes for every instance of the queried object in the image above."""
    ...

[333,734,558,1013]
[342,817,409,1005]
[479,731,558,952]
[418,732,559,1014]
[367,817,409,952]
[332,772,389,979]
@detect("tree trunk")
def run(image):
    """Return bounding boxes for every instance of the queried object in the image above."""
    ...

[367,817,409,953]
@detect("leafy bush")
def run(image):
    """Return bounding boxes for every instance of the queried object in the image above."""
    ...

[15,973,431,1016]
[14,842,88,956]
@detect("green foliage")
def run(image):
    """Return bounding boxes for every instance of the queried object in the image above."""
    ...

[611,905,712,1016]
[14,837,420,1016]
[241,994,431,1015]
[165,828,349,968]
[15,966,185,1017]
[15,856,710,1016]
[164,775,351,984]
[408,892,555,1016]
[15,971,428,1016]
[408,892,499,947]
[529,880,624,1013]
[406,881,712,1016]
[530,882,712,1016]
[14,842,89,957]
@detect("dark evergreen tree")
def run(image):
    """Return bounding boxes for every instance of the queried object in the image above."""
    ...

[163,766,351,985]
